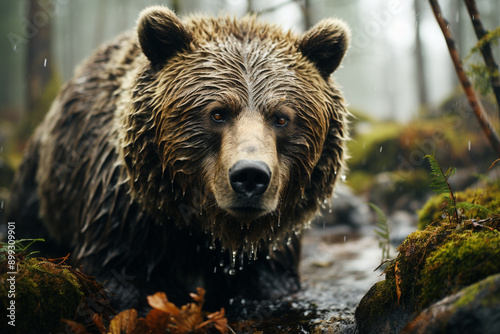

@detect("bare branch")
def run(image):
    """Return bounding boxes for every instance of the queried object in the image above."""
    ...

[428,0,500,157]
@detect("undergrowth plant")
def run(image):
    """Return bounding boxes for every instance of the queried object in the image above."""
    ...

[0,238,44,261]
[369,203,390,262]
[424,154,496,223]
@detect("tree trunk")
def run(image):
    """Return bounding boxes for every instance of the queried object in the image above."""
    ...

[302,0,312,30]
[26,0,53,114]
[414,0,429,113]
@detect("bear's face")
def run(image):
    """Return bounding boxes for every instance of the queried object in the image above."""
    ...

[120,6,350,250]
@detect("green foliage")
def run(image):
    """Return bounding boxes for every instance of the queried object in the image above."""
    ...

[465,26,500,95]
[356,217,500,331]
[425,154,455,195]
[418,181,500,230]
[369,203,391,262]
[424,154,458,221]
[456,201,495,215]
[0,238,44,261]
[467,63,495,95]
[418,230,500,308]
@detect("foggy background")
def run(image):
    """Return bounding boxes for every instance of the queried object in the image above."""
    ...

[2,0,500,123]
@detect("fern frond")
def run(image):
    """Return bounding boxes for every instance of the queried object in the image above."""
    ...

[456,202,498,215]
[369,203,391,262]
[425,155,459,222]
[425,155,453,194]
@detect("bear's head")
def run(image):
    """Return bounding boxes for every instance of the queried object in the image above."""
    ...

[119,6,350,252]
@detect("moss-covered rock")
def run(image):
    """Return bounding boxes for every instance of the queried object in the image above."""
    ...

[355,217,500,333]
[417,182,500,230]
[0,253,112,334]
[402,273,500,334]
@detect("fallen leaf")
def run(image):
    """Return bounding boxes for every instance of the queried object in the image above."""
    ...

[147,292,181,316]
[145,309,173,334]
[92,313,107,334]
[109,309,139,334]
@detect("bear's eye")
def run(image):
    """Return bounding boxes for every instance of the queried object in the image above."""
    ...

[211,110,226,123]
[275,117,288,127]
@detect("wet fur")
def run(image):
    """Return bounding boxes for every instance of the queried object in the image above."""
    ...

[8,7,350,311]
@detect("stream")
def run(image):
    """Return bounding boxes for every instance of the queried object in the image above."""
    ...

[227,224,389,333]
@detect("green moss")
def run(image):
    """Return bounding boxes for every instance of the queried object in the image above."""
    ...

[418,183,500,229]
[454,274,500,309]
[355,279,398,329]
[418,231,500,308]
[417,194,449,230]
[0,257,83,332]
[356,214,500,331]
[0,255,110,333]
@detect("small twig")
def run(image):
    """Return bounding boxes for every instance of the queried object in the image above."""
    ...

[463,0,500,122]
[429,0,500,157]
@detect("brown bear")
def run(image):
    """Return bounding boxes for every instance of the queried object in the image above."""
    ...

[8,6,350,312]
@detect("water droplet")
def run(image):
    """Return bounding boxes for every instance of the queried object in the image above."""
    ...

[287,237,292,245]
[328,208,332,213]
[43,58,47,67]
[379,146,383,152]
[229,268,236,275]
[214,267,217,273]
[341,174,347,182]
[468,140,471,151]
[239,266,244,271]
[344,235,347,242]
[266,255,271,260]
[231,251,237,268]
[220,260,224,266]
[273,245,277,251]
[323,199,328,204]
[229,298,234,305]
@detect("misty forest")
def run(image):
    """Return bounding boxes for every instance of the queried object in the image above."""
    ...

[1,0,500,333]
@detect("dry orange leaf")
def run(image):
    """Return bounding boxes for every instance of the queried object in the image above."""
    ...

[109,309,139,334]
[146,288,228,334]
[145,308,174,334]
[395,261,402,306]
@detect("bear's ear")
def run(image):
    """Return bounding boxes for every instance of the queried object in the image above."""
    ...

[298,19,350,79]
[137,6,192,67]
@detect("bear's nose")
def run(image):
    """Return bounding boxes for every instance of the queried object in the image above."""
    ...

[229,160,271,198]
